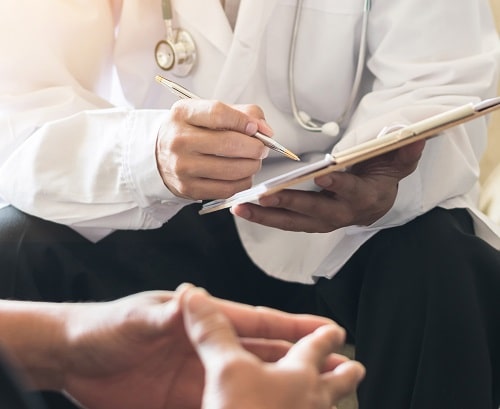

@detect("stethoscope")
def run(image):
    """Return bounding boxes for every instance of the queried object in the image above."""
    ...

[289,0,371,137]
[155,0,197,77]
[155,0,371,138]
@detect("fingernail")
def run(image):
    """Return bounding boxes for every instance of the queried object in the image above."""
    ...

[245,122,258,135]
[231,205,251,220]
[315,175,333,188]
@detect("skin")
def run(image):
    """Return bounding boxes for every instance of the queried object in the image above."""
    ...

[156,99,272,200]
[183,287,366,409]
[0,285,364,409]
[231,140,426,232]
[156,98,425,233]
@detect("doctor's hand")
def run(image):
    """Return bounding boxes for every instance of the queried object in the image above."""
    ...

[156,99,272,200]
[232,141,425,232]
[58,286,337,409]
[184,287,365,409]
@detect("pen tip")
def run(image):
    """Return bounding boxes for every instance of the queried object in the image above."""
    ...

[286,151,301,161]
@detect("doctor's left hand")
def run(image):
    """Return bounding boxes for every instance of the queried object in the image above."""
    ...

[231,141,425,232]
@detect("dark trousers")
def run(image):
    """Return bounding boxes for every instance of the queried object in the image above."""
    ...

[1,204,499,409]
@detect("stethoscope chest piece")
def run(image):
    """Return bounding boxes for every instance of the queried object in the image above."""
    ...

[155,27,196,77]
[155,0,196,77]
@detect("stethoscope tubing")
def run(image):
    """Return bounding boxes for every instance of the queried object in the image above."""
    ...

[288,0,371,134]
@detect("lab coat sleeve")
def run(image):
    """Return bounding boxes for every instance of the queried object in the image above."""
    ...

[0,1,193,241]
[238,0,500,284]
[335,0,500,233]
[0,89,192,238]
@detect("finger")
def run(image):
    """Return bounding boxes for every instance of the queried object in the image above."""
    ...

[315,171,360,198]
[321,353,351,372]
[232,202,317,231]
[162,124,267,160]
[315,171,396,224]
[181,154,262,180]
[322,360,366,403]
[349,140,425,180]
[119,290,176,305]
[392,140,425,174]
[187,130,269,160]
[233,104,274,136]
[232,197,342,232]
[211,298,335,341]
[182,287,245,365]
[280,325,346,369]
[175,282,196,293]
[259,189,347,220]
[171,176,254,201]
[243,344,351,373]
[240,339,350,368]
[315,172,380,216]
[240,338,292,362]
[173,99,260,136]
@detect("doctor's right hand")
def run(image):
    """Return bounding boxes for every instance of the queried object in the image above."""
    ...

[156,99,272,200]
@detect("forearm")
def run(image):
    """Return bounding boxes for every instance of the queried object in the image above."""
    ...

[0,300,69,391]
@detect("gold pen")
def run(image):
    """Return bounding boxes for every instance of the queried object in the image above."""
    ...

[155,75,300,161]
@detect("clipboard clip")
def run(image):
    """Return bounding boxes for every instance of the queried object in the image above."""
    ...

[474,96,500,112]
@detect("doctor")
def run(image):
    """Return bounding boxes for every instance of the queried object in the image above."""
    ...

[0,0,499,408]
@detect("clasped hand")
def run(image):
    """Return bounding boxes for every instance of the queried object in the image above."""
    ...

[58,285,364,409]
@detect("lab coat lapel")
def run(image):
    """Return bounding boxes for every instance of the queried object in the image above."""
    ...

[175,0,278,101]
[213,0,279,101]
[175,0,233,56]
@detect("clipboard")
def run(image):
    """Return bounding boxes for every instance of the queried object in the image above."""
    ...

[200,97,500,215]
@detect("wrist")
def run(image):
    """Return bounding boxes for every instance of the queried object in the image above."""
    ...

[0,300,70,391]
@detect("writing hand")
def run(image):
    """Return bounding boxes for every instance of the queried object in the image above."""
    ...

[156,100,271,200]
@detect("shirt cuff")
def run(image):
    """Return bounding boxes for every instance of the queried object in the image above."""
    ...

[123,109,193,207]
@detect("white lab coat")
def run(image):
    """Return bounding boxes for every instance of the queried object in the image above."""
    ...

[0,0,499,283]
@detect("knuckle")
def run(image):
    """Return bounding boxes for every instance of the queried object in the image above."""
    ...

[243,103,265,119]
[164,132,188,154]
[169,100,191,121]
[208,101,228,126]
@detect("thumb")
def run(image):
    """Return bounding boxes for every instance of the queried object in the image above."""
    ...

[182,288,243,365]
[395,140,425,174]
